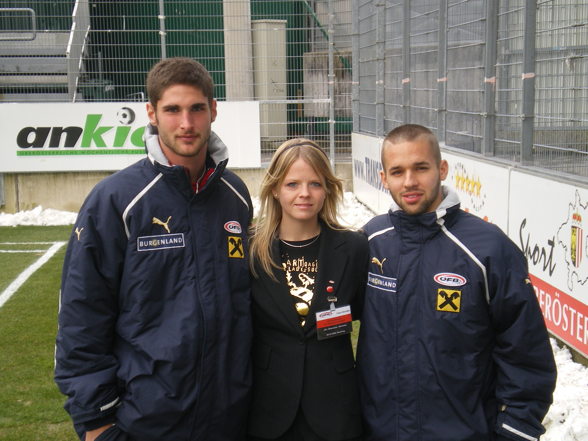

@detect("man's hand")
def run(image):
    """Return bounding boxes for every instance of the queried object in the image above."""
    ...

[85,424,114,441]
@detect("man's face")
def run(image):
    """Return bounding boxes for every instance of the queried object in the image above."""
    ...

[380,135,448,215]
[146,84,217,165]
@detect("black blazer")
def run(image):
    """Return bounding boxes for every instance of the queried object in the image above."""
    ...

[247,226,369,440]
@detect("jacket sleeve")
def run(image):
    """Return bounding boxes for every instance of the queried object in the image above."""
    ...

[488,237,557,441]
[55,189,126,432]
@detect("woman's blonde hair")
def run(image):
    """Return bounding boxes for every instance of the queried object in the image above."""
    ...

[250,138,345,278]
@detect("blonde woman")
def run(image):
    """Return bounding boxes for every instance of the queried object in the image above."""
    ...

[248,138,368,441]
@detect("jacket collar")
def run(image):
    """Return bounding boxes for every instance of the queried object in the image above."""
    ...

[389,185,459,217]
[143,123,229,166]
[388,186,461,235]
[142,123,228,193]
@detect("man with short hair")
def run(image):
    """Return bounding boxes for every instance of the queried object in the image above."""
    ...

[357,124,556,441]
[55,57,253,441]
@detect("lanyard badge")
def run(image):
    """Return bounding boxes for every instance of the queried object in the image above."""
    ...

[315,281,352,340]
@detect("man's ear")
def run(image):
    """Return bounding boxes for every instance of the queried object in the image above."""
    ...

[146,102,157,126]
[210,99,217,123]
[439,159,448,181]
[380,170,389,190]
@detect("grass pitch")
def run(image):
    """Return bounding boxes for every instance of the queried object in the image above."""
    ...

[0,225,77,441]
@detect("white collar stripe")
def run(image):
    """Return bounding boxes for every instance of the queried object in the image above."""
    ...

[439,223,490,303]
[122,173,164,239]
[221,177,250,211]
[368,226,395,241]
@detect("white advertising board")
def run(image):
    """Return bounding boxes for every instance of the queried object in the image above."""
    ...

[351,132,389,214]
[0,101,261,172]
[443,151,510,232]
[509,172,588,356]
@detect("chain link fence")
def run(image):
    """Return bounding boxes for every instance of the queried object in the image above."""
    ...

[354,0,588,180]
[2,0,587,176]
[0,0,354,160]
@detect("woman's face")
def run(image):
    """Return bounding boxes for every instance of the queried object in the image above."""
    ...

[276,158,326,228]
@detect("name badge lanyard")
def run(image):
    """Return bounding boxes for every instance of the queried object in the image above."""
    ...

[316,280,352,340]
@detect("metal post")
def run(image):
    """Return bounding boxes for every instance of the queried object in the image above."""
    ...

[437,0,448,145]
[402,0,411,124]
[352,0,360,133]
[521,0,537,164]
[375,2,386,136]
[328,0,336,166]
[482,0,499,156]
[158,0,167,59]
[223,0,254,100]
[0,174,4,208]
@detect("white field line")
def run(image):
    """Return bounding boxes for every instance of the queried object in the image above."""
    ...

[1,250,49,253]
[0,242,57,245]
[0,241,66,309]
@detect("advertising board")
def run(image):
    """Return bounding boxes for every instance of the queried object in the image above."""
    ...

[0,101,261,172]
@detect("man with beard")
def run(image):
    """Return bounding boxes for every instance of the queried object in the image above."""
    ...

[55,58,253,441]
[357,124,556,441]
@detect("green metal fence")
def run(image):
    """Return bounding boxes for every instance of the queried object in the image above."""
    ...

[0,0,354,160]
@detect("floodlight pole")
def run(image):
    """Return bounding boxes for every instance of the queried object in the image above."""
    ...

[158,0,167,59]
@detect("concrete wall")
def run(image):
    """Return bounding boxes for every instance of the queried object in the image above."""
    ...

[2,172,112,213]
[0,163,353,213]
